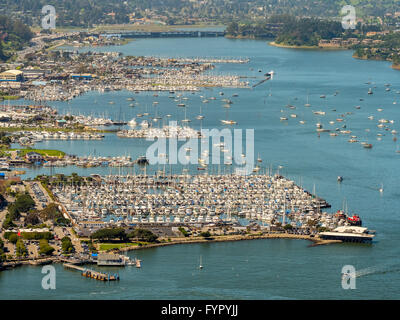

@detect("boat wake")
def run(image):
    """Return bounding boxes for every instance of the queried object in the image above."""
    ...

[354,263,400,278]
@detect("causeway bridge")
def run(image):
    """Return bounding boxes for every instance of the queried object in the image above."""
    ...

[97,31,225,39]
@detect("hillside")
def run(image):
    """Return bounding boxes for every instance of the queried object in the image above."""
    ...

[0,15,33,62]
[0,0,399,28]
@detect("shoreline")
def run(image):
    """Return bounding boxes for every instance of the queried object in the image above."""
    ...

[392,64,400,70]
[117,233,342,253]
[353,54,400,71]
[0,234,342,271]
[268,41,347,50]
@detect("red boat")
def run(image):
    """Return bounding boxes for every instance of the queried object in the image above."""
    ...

[347,214,362,226]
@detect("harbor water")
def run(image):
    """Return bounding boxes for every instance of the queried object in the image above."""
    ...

[1,37,400,299]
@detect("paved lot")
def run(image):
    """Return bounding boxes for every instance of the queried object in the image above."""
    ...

[27,242,39,258]
[24,181,50,210]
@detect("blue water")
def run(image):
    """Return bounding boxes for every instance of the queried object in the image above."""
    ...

[2,37,400,299]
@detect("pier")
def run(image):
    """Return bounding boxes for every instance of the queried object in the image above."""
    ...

[63,263,120,281]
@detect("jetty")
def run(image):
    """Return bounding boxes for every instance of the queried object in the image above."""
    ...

[63,263,119,281]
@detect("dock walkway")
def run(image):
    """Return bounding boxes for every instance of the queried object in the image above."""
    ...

[63,263,119,281]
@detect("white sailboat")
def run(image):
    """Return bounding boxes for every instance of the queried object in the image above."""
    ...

[305,92,311,107]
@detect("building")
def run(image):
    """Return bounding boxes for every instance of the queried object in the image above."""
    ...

[79,220,107,229]
[0,70,24,82]
[20,69,49,80]
[25,152,44,163]
[56,119,67,127]
[97,253,125,266]
[318,226,375,243]
[71,73,96,80]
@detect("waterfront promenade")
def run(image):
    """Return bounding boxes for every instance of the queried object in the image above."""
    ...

[118,233,342,252]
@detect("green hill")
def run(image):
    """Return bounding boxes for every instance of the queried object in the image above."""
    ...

[0,15,33,62]
[0,1,398,28]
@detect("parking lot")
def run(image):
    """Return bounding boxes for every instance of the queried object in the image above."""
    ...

[24,182,50,210]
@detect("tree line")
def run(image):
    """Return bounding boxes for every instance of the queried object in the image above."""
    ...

[0,15,33,62]
[0,0,399,28]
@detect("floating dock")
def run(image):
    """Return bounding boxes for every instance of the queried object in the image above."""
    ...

[63,263,119,281]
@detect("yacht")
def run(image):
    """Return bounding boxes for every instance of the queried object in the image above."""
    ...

[128,118,137,127]
[140,120,149,128]
[221,119,237,125]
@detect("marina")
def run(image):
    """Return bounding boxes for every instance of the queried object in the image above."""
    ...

[20,53,250,102]
[1,35,399,300]
[50,172,375,239]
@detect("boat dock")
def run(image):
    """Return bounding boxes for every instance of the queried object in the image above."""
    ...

[63,263,120,281]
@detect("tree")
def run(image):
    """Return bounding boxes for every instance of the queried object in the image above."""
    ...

[178,227,189,237]
[226,22,238,36]
[0,238,5,262]
[2,214,16,229]
[283,224,293,231]
[13,193,35,213]
[16,239,27,257]
[25,212,40,226]
[8,233,19,244]
[127,228,158,243]
[39,239,54,256]
[8,204,21,220]
[61,236,74,254]
[91,228,127,242]
[200,231,211,238]
[0,40,7,61]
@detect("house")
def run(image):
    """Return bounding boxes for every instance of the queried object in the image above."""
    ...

[56,119,67,127]
[25,152,44,163]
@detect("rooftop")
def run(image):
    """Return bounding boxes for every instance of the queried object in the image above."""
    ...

[0,70,23,76]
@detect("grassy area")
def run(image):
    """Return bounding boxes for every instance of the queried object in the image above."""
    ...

[0,95,19,100]
[9,148,66,157]
[99,243,138,251]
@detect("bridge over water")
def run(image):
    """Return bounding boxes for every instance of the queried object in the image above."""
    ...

[97,31,225,39]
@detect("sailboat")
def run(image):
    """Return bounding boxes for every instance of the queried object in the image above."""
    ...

[379,183,384,193]
[181,106,191,124]
[199,256,203,269]
[304,92,311,107]
[196,105,204,120]
[220,104,237,125]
